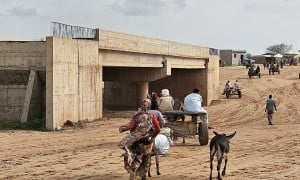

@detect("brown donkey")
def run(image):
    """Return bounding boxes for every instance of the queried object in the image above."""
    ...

[209,131,236,180]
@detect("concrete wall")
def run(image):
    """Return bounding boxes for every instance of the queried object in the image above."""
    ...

[27,71,43,120]
[103,82,137,107]
[207,55,220,104]
[0,85,26,120]
[149,69,204,104]
[46,37,102,130]
[220,50,233,66]
[0,41,46,121]
[0,41,46,69]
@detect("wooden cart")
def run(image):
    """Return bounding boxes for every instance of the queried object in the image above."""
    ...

[161,110,209,146]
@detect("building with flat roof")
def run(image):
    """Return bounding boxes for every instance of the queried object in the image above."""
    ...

[220,49,247,66]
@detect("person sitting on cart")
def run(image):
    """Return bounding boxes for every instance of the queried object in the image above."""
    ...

[150,91,159,110]
[222,80,232,95]
[183,88,208,124]
[148,109,166,128]
[255,65,260,74]
[233,80,240,91]
[158,89,174,111]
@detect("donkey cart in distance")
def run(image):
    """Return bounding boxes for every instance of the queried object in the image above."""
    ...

[161,110,209,146]
[269,64,280,75]
[248,68,261,78]
[225,88,242,99]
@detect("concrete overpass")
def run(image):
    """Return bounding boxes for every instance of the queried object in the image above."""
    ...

[0,29,219,130]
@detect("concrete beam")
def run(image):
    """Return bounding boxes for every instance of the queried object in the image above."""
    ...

[98,29,209,58]
[0,66,45,71]
[102,61,163,68]
[21,69,36,122]
[103,67,168,82]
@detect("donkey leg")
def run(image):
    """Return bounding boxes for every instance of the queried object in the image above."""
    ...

[129,173,134,180]
[217,152,223,180]
[147,156,152,177]
[155,154,161,175]
[129,172,137,180]
[222,155,228,176]
[141,174,147,180]
[209,147,216,180]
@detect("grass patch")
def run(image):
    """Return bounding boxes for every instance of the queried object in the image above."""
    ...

[0,118,47,131]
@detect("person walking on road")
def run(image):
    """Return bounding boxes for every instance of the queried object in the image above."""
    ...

[265,94,277,125]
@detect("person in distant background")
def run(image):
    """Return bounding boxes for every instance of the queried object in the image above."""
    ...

[150,92,159,110]
[265,94,277,125]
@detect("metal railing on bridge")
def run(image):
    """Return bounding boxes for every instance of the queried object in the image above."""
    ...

[50,22,96,39]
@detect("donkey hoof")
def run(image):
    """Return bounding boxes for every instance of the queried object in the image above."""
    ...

[222,171,226,176]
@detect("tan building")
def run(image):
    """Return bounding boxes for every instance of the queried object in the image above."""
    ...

[220,50,247,66]
[0,25,219,130]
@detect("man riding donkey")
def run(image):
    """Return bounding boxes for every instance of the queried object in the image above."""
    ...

[118,99,161,179]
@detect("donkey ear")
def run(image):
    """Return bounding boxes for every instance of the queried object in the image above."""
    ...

[213,131,219,136]
[227,131,236,138]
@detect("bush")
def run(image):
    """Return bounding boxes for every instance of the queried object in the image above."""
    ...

[0,118,46,131]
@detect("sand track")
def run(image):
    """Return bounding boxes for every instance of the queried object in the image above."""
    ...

[0,65,299,180]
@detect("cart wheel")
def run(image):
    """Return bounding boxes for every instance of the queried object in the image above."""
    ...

[225,91,230,99]
[198,122,208,146]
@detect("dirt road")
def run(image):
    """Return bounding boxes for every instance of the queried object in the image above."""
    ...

[1,65,299,180]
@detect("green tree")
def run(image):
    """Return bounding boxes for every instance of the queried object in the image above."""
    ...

[266,43,293,55]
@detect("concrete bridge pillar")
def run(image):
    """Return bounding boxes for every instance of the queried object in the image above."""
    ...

[136,81,149,106]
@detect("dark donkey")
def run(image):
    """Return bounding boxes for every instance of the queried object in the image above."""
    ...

[122,140,161,180]
[209,131,236,180]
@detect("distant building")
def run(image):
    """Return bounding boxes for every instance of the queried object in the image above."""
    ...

[251,55,266,64]
[252,53,300,64]
[219,50,247,66]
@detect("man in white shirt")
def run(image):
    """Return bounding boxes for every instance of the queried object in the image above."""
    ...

[233,80,240,90]
[183,88,208,124]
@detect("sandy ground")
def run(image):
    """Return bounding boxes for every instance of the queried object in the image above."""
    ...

[1,65,300,180]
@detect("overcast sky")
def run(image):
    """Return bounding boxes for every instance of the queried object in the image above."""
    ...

[0,0,299,55]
